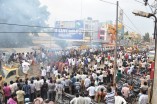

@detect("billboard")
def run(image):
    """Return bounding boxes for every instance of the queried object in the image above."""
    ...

[54,20,84,40]
[54,28,83,40]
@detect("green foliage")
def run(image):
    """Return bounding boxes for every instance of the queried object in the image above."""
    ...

[143,32,150,42]
[124,31,129,36]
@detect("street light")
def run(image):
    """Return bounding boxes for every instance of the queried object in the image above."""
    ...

[144,0,148,6]
[132,10,157,104]
[133,10,157,39]
[132,10,154,18]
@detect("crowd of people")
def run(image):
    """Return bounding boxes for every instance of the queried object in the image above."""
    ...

[0,47,154,104]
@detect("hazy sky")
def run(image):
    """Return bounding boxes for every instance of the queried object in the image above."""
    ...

[40,0,156,36]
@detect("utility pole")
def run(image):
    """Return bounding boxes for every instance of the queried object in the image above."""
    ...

[152,34,157,104]
[132,10,157,104]
[151,16,157,104]
[113,1,119,84]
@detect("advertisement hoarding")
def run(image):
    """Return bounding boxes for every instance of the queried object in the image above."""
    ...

[54,28,83,40]
[54,20,84,40]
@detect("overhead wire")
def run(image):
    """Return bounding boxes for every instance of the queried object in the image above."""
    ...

[0,22,55,28]
[0,0,141,36]
[98,0,116,5]
[98,0,142,35]
[134,0,154,13]
[0,32,99,33]
[118,6,143,35]
[118,20,137,32]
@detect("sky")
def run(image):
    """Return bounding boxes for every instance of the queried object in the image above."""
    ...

[40,0,156,36]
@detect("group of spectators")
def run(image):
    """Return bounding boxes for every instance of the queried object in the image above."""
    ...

[0,47,154,104]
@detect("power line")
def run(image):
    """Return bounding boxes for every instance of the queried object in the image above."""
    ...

[0,31,99,33]
[0,22,93,30]
[99,0,116,5]
[118,6,142,35]
[124,12,142,34]
[134,0,144,4]
[134,0,154,13]
[97,0,142,35]
[118,19,138,33]
[124,25,135,32]
[0,22,55,28]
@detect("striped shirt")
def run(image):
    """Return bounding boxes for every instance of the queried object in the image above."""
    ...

[105,92,115,104]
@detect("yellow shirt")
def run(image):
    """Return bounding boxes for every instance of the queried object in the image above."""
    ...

[16,90,25,101]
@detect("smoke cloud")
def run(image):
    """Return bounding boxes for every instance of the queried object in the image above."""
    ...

[0,0,50,48]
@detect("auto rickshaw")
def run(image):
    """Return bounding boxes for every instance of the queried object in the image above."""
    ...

[0,65,19,83]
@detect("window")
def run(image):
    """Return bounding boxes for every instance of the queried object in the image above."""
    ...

[100,30,105,35]
[6,70,16,79]
[85,32,90,37]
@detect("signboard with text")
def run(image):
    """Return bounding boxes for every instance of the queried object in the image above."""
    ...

[53,29,83,40]
[54,21,84,40]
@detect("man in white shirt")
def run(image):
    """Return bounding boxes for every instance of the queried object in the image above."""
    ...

[84,93,92,104]
[87,57,91,63]
[93,63,97,70]
[9,81,15,94]
[98,73,103,82]
[12,80,18,92]
[118,66,124,74]
[77,93,85,104]
[138,89,148,104]
[41,52,46,62]
[68,58,72,66]
[127,64,134,75]
[81,73,87,80]
[34,77,42,96]
[53,69,58,77]
[115,91,127,104]
[87,83,95,99]
[117,58,123,67]
[70,93,79,104]
[92,72,97,80]
[95,82,106,93]
[72,59,76,66]
[22,60,30,79]
[84,76,91,88]
[97,57,101,66]
[41,67,46,77]
[105,60,108,66]
[46,65,51,78]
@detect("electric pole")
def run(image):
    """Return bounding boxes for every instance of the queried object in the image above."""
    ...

[113,1,119,84]
[133,0,157,103]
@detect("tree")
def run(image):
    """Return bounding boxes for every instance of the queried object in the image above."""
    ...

[0,0,50,48]
[143,32,150,42]
[124,31,129,36]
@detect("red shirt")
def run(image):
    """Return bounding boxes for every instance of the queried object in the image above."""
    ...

[125,54,128,60]
[108,55,110,60]
[150,62,155,80]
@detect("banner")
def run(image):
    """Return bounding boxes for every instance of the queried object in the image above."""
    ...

[54,20,84,40]
[54,28,83,40]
